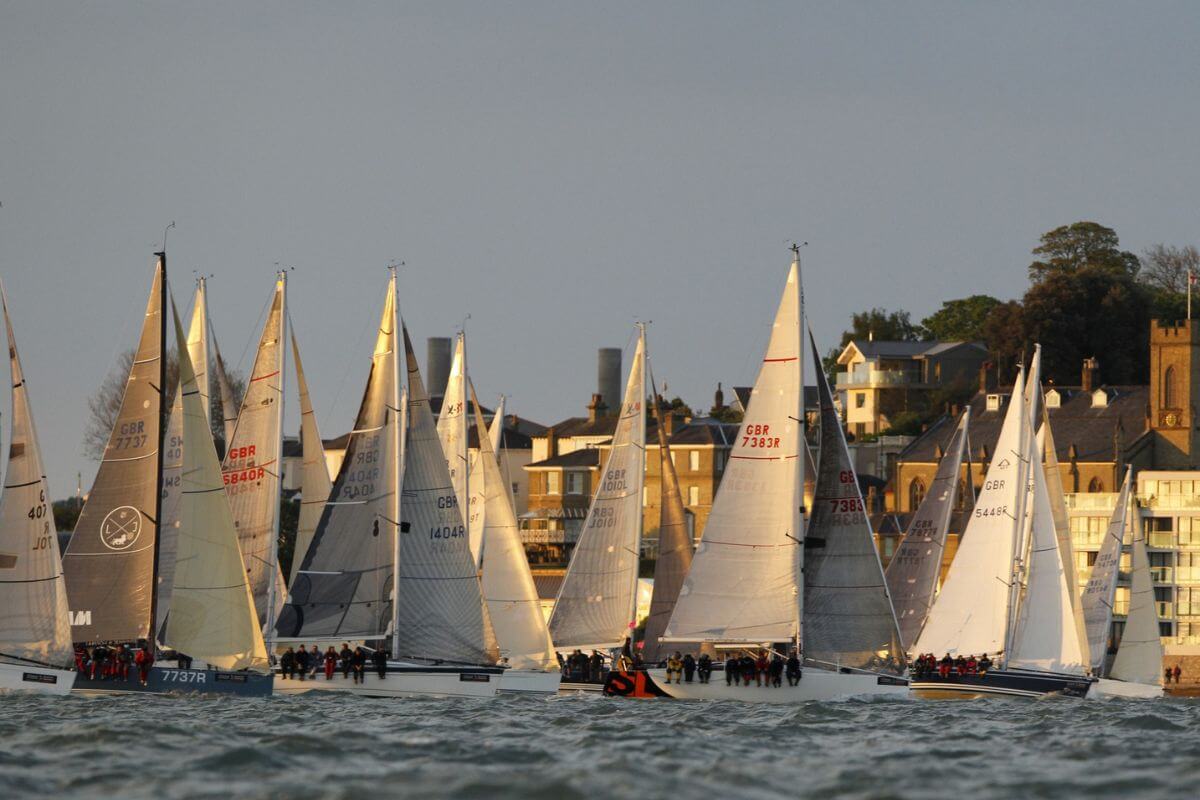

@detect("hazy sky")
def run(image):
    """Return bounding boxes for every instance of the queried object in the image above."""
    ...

[2,2,1198,495]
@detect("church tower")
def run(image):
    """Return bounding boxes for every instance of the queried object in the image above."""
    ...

[1149,319,1200,467]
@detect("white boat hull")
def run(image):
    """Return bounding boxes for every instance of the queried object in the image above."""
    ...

[646,667,908,703]
[0,662,75,695]
[274,661,499,699]
[497,669,561,695]
[1089,677,1164,699]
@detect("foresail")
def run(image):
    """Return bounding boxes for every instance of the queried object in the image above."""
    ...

[64,257,165,644]
[163,302,268,672]
[396,325,497,664]
[0,288,72,668]
[663,265,800,645]
[211,333,239,445]
[436,334,475,561]
[471,383,556,671]
[223,277,285,629]
[548,332,646,650]
[914,367,1027,660]
[1042,409,1091,669]
[641,398,693,663]
[288,333,333,590]
[276,281,398,641]
[804,333,903,672]
[885,410,968,653]
[1081,469,1130,674]
[1110,518,1164,686]
[488,395,506,454]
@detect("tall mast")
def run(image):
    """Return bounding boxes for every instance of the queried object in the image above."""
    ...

[793,244,805,658]
[148,245,168,643]
[625,322,647,644]
[263,269,287,655]
[1002,349,1037,664]
[460,329,472,567]
[390,268,404,658]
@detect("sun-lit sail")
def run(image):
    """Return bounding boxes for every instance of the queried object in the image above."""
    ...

[1081,468,1132,674]
[288,332,332,590]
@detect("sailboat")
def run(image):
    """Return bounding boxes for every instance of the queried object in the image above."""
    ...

[287,331,333,590]
[0,285,76,694]
[275,270,501,698]
[468,382,560,694]
[647,252,908,702]
[436,333,482,564]
[548,325,646,686]
[911,347,1094,698]
[1084,469,1164,699]
[885,409,970,653]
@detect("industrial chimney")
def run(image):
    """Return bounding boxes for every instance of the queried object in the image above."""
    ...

[427,337,453,399]
[598,348,622,414]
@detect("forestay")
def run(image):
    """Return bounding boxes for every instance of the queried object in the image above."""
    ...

[914,366,1028,660]
[162,303,268,672]
[276,278,399,641]
[549,331,647,651]
[804,334,904,673]
[663,263,801,645]
[1080,468,1131,674]
[470,383,556,671]
[223,276,285,629]
[288,333,332,590]
[0,288,73,668]
[396,326,498,665]
[64,257,166,644]
[1110,519,1164,686]
[885,409,969,653]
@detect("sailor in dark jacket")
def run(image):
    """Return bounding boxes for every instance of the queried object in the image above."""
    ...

[372,648,388,679]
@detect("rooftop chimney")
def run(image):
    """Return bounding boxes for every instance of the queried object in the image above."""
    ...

[545,426,558,459]
[587,393,606,423]
[598,348,622,413]
[426,337,453,398]
[1082,357,1099,393]
[713,382,725,412]
[979,360,997,394]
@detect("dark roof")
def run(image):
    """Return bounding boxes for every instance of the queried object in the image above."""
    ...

[650,419,741,446]
[900,385,1149,464]
[282,436,301,458]
[467,425,533,450]
[526,448,602,469]
[542,415,619,438]
[732,386,817,410]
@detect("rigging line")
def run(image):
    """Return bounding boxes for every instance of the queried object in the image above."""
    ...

[233,283,275,374]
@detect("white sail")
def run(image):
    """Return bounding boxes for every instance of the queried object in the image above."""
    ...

[663,262,801,644]
[549,329,647,650]
[914,366,1028,660]
[156,281,211,635]
[1007,426,1086,674]
[1041,407,1091,668]
[0,287,73,668]
[162,302,268,672]
[288,332,333,590]
[1110,515,1164,686]
[436,334,477,562]
[1081,468,1131,674]
[488,396,506,454]
[469,382,556,671]
[397,325,498,664]
[223,276,286,629]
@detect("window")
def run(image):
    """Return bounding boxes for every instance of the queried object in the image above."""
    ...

[1164,365,1178,409]
[511,482,520,497]
[1087,477,1104,493]
[715,450,727,472]
[908,478,926,510]
[688,486,700,506]
[565,472,584,495]
[689,451,700,472]
[855,393,866,409]
[546,472,560,495]
[1180,553,1200,582]
[1160,622,1174,637]
[670,451,677,467]
[1177,587,1200,616]
[643,486,649,507]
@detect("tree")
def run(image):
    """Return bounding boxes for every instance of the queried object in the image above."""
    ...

[1028,221,1139,283]
[981,300,1026,385]
[1140,243,1199,295]
[920,295,1001,342]
[822,307,922,382]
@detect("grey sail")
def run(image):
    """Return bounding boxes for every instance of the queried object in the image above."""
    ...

[1080,468,1131,674]
[0,287,73,668]
[884,409,968,652]
[64,256,165,644]
[288,332,333,590]
[211,329,239,446]
[396,324,498,664]
[641,396,693,663]
[276,278,399,641]
[803,332,904,673]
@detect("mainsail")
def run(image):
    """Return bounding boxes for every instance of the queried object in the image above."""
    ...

[1110,514,1164,685]
[663,262,801,645]
[436,333,477,562]
[1080,468,1131,674]
[276,275,399,641]
[162,303,268,672]
[548,328,646,651]
[640,395,693,663]
[64,256,166,644]
[488,395,506,454]
[223,275,286,629]
[914,366,1028,660]
[470,382,556,671]
[288,332,332,589]
[885,409,969,652]
[0,287,73,668]
[1042,407,1090,666]
[804,333,903,672]
[396,324,498,664]
[156,280,212,635]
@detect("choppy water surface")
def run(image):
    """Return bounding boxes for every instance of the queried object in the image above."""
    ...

[2,692,1198,799]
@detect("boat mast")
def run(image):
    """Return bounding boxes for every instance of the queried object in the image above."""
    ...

[460,327,472,567]
[147,227,171,645]
[626,322,647,650]
[793,243,805,659]
[390,267,405,658]
[1001,350,1037,665]
[263,269,287,656]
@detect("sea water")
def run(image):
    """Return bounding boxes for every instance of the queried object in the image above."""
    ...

[2,691,1197,799]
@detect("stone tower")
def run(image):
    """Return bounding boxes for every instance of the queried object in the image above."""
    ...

[1149,319,1200,467]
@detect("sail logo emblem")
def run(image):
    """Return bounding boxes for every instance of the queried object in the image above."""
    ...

[100,506,142,551]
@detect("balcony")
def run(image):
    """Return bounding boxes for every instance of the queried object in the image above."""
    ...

[1064,493,1118,511]
[1139,494,1200,510]
[836,366,926,389]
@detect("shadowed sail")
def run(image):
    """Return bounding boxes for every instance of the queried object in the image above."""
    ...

[1081,468,1132,674]
[162,302,268,672]
[64,256,166,644]
[0,286,73,668]
[288,332,332,589]
[549,328,646,651]
[1110,516,1164,685]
